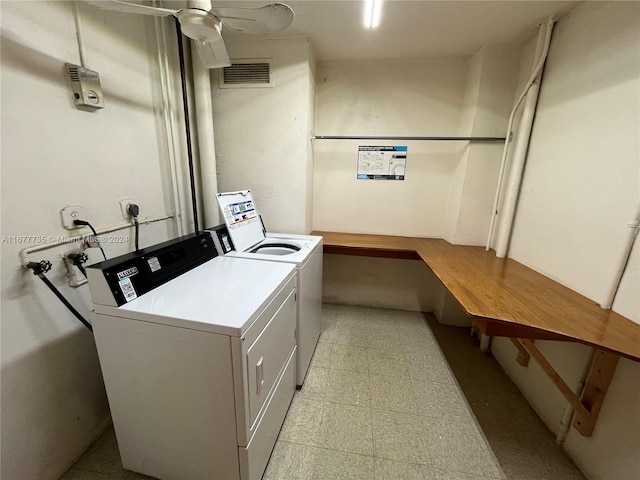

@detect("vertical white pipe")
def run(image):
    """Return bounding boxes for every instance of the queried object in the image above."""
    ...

[72,2,88,68]
[154,14,185,236]
[494,83,539,257]
[191,42,220,228]
[486,18,554,251]
[601,202,640,309]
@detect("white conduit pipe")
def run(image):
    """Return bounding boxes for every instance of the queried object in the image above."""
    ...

[19,215,174,267]
[72,2,87,67]
[494,83,540,257]
[191,40,220,228]
[556,348,596,444]
[154,13,186,237]
[486,17,555,252]
[601,202,640,309]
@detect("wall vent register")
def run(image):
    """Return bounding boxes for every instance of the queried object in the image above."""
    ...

[220,61,273,88]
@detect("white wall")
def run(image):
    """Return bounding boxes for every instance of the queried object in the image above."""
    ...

[1,2,184,478]
[491,3,640,479]
[211,37,315,234]
[313,59,467,237]
[305,50,317,233]
[322,255,440,312]
[446,46,519,245]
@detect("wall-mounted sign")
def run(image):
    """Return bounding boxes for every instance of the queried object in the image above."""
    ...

[357,146,407,180]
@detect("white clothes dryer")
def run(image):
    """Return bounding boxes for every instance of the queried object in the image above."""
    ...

[87,233,297,480]
[212,190,323,386]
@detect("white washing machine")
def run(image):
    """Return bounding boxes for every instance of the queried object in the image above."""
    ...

[212,190,323,386]
[87,233,297,480]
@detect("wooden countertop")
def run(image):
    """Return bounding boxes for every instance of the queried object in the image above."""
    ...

[314,231,640,362]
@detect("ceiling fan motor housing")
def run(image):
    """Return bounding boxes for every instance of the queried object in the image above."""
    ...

[178,9,223,43]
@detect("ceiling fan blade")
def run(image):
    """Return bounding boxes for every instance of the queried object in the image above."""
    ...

[211,3,294,34]
[195,37,231,69]
[84,0,178,17]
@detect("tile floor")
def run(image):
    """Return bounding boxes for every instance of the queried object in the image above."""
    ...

[60,304,586,480]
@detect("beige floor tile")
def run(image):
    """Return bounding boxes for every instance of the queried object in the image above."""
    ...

[311,340,333,369]
[365,319,400,336]
[366,329,403,351]
[412,381,472,421]
[320,304,342,322]
[331,344,369,373]
[325,369,370,407]
[367,348,409,377]
[374,457,433,480]
[432,468,501,480]
[121,470,156,480]
[279,397,324,446]
[318,323,338,344]
[262,441,316,480]
[297,367,329,402]
[312,449,374,480]
[402,336,445,358]
[527,433,587,480]
[58,468,114,480]
[388,310,426,324]
[71,444,126,478]
[372,409,432,465]
[329,326,369,348]
[335,312,370,330]
[370,373,418,414]
[498,461,556,480]
[319,402,373,456]
[407,354,455,387]
[425,416,502,478]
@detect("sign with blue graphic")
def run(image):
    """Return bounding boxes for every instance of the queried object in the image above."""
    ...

[357,146,407,180]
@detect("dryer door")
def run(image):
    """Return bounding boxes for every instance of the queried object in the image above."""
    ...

[246,288,297,427]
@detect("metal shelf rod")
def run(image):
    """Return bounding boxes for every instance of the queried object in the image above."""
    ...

[312,135,506,142]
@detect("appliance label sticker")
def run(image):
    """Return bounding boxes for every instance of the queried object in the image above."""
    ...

[119,278,137,302]
[147,256,161,272]
[117,266,138,280]
[357,146,407,180]
[223,200,259,230]
[222,234,232,251]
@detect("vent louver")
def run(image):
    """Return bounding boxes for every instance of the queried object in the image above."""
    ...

[220,61,273,88]
[68,64,80,82]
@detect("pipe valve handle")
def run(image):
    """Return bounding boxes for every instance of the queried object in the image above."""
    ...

[27,260,53,275]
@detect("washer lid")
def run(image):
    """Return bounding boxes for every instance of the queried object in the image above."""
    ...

[217,190,265,252]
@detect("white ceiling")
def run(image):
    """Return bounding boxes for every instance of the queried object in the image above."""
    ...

[217,0,580,62]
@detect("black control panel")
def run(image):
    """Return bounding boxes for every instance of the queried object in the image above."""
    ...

[207,224,235,254]
[87,232,217,306]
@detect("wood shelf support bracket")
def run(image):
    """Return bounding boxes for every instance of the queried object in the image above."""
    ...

[510,338,531,366]
[519,339,619,436]
[573,349,620,436]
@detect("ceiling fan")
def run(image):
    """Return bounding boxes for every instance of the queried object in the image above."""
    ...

[84,0,295,69]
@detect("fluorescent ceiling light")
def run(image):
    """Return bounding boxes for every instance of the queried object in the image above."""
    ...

[363,0,383,29]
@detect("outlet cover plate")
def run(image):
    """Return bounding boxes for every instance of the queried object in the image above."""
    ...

[119,198,135,218]
[61,206,84,230]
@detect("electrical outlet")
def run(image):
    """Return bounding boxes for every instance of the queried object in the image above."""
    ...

[119,198,136,218]
[61,205,84,230]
